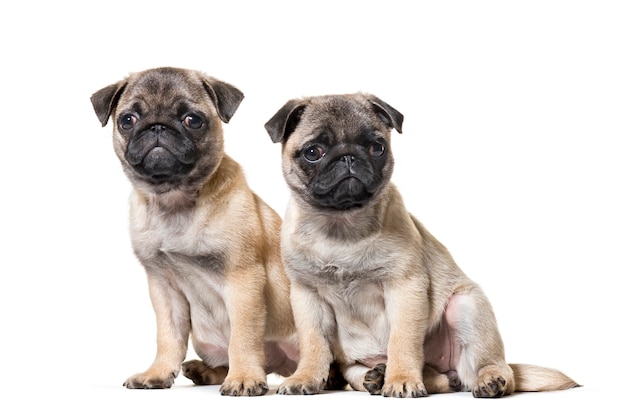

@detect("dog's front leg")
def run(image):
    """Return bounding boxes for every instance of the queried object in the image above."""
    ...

[124,273,191,389]
[220,265,269,396]
[381,277,429,398]
[277,280,335,395]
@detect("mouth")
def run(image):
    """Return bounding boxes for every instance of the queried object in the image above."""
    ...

[129,146,195,184]
[312,176,373,210]
[143,146,176,171]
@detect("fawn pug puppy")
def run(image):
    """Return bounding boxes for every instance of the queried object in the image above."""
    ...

[91,67,298,396]
[264,93,579,398]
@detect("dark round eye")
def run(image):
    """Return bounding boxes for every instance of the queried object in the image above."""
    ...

[119,114,137,130]
[303,145,326,162]
[183,114,203,129]
[369,142,385,157]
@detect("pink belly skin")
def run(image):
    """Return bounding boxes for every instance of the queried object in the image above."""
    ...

[424,294,463,374]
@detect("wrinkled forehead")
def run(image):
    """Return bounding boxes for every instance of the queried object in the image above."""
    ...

[117,70,210,115]
[298,95,388,138]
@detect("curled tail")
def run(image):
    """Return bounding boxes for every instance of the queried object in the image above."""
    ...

[510,363,580,392]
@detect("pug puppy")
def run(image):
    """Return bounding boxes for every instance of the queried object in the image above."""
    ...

[264,93,579,398]
[90,67,299,396]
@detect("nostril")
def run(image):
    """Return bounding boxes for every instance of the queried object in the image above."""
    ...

[341,155,356,166]
[150,124,165,133]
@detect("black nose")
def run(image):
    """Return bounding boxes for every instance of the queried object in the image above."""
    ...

[341,155,356,168]
[150,124,165,134]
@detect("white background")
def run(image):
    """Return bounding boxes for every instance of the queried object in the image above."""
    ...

[1,1,624,415]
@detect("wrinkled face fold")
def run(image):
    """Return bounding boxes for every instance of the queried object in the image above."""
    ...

[113,71,223,194]
[119,103,200,183]
[288,98,394,210]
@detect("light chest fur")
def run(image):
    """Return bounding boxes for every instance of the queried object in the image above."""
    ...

[282,202,417,365]
[129,189,233,352]
[129,189,230,263]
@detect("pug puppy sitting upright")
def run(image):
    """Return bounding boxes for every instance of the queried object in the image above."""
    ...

[264,93,579,398]
[91,67,299,396]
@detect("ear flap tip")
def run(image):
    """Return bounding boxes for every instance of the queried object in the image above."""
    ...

[264,122,282,143]
[202,78,244,124]
[91,81,127,129]
[368,95,404,133]
[265,100,306,144]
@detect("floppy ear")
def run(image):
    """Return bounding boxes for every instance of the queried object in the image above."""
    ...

[367,95,404,134]
[202,77,244,123]
[90,80,127,127]
[264,99,308,143]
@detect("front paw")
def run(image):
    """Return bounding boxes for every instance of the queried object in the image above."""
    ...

[382,376,428,398]
[123,370,177,389]
[277,375,325,395]
[220,376,269,396]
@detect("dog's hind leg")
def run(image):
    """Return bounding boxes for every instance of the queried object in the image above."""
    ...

[445,289,516,398]
[181,360,228,385]
[346,363,460,395]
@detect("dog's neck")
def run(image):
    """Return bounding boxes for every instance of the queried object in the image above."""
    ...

[138,188,197,214]
[292,187,394,242]
[136,154,243,215]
